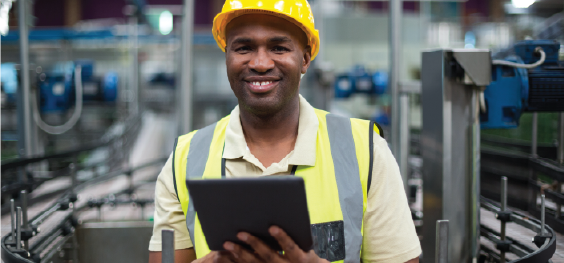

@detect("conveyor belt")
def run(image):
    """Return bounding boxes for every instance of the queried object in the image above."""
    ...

[1,112,176,263]
[481,208,564,262]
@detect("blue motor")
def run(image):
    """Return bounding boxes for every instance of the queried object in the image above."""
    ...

[481,40,564,129]
[39,75,73,112]
[334,65,388,98]
[39,61,118,112]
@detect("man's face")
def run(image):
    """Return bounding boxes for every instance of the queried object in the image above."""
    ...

[225,14,312,116]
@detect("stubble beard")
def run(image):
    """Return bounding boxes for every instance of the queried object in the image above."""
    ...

[232,73,301,119]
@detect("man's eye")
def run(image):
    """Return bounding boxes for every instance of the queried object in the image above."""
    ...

[235,46,251,52]
[272,46,289,52]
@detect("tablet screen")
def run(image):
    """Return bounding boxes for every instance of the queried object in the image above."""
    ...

[186,176,313,252]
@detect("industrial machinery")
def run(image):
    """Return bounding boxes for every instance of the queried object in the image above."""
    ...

[420,43,562,262]
[334,65,388,98]
[481,40,564,129]
[1,63,18,107]
[39,61,118,113]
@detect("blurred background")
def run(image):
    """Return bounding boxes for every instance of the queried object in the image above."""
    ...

[1,0,563,262]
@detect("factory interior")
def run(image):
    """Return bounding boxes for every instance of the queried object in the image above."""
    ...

[1,0,564,262]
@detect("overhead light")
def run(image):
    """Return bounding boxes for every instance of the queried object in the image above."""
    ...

[512,0,535,8]
[159,10,173,35]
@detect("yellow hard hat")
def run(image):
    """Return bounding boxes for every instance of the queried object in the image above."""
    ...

[212,0,320,60]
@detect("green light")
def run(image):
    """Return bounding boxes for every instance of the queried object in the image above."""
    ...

[159,10,173,35]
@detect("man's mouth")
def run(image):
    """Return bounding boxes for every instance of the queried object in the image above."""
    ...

[245,80,279,94]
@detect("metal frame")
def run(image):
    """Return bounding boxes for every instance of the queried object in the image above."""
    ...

[421,49,491,263]
[179,0,194,134]
[17,0,33,158]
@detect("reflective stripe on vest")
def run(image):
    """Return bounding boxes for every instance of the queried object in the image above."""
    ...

[173,109,379,262]
[326,114,363,263]
[185,122,217,244]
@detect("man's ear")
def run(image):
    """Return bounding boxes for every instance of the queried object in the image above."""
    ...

[301,46,312,74]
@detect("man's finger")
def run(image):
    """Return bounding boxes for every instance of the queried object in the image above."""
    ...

[269,226,303,261]
[238,232,281,263]
[214,251,237,263]
[223,241,260,263]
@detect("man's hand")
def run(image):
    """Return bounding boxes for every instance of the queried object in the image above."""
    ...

[222,226,329,263]
[192,251,238,263]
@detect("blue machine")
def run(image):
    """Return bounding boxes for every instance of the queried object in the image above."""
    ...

[39,61,118,112]
[1,63,19,104]
[334,65,388,98]
[103,72,119,102]
[481,40,564,129]
[39,62,74,112]
[39,75,73,112]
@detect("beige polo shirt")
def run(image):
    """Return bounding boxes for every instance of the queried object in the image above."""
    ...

[149,95,421,263]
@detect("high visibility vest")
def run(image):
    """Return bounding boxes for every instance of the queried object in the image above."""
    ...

[172,108,382,263]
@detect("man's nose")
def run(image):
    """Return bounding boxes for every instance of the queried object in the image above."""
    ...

[248,48,274,73]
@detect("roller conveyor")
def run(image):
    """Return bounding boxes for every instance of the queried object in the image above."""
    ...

[1,112,175,263]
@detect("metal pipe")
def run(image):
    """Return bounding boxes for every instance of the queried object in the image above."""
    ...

[558,113,564,164]
[389,0,402,157]
[70,159,79,263]
[399,93,410,193]
[16,207,22,250]
[501,177,508,211]
[500,176,508,263]
[30,203,61,226]
[21,191,29,228]
[541,194,546,235]
[162,229,175,263]
[10,199,16,242]
[531,113,538,157]
[128,14,139,116]
[70,162,77,190]
[20,190,29,249]
[31,229,63,255]
[39,234,72,263]
[17,0,33,158]
[435,220,449,263]
[179,0,195,135]
[557,181,562,220]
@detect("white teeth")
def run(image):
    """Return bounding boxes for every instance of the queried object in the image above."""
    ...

[251,81,273,86]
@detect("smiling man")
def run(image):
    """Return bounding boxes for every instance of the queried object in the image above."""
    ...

[148,1,421,263]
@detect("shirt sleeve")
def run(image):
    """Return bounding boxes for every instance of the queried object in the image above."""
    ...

[361,133,421,263]
[149,153,194,251]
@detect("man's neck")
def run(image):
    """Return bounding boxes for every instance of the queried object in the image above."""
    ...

[239,96,300,168]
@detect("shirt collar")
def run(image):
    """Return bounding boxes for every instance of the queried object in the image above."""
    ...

[222,94,318,167]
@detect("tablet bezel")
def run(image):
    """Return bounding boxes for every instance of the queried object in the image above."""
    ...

[186,176,313,252]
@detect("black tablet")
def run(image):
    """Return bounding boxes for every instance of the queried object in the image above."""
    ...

[186,176,313,252]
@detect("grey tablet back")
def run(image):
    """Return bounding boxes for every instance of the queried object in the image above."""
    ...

[186,176,313,252]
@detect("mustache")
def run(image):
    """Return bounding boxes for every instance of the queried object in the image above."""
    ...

[239,70,282,79]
